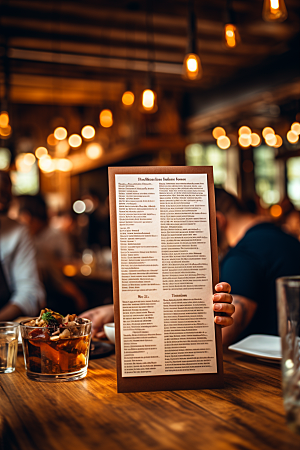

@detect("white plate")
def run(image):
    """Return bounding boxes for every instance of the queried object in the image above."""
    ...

[228,334,282,361]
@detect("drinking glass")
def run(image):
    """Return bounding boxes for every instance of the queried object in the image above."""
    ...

[20,319,92,382]
[0,322,19,373]
[276,276,300,433]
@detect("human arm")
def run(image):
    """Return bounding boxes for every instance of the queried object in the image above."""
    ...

[79,304,114,339]
[0,303,23,321]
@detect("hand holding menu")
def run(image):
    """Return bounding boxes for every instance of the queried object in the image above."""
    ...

[109,166,223,393]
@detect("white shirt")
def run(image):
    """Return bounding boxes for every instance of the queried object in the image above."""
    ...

[0,215,45,316]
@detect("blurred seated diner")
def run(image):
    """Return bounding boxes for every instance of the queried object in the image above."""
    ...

[15,194,88,315]
[215,188,300,347]
[0,171,45,320]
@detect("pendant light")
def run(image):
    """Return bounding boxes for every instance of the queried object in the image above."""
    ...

[224,0,241,49]
[262,0,288,22]
[183,0,202,81]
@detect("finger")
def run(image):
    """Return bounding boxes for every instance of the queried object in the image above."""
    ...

[215,282,231,293]
[95,330,106,339]
[213,302,235,315]
[214,316,234,327]
[212,293,233,303]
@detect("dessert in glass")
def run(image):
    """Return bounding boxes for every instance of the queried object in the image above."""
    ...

[20,309,92,382]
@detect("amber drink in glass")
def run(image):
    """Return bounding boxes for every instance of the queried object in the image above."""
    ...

[20,319,91,382]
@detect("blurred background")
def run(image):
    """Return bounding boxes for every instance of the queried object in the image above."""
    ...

[0,0,299,309]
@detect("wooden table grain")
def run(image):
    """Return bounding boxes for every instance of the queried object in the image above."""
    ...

[1,348,299,450]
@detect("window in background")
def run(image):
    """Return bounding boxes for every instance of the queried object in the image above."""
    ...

[0,148,11,170]
[11,163,39,195]
[185,143,227,185]
[253,145,281,206]
[287,157,300,208]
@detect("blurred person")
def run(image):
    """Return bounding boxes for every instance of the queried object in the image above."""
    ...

[0,171,45,320]
[274,197,300,241]
[81,191,111,249]
[80,283,235,340]
[215,188,300,347]
[16,194,88,315]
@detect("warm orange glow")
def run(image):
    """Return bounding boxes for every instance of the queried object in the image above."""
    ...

[81,125,95,140]
[24,153,36,166]
[56,139,70,156]
[262,127,275,138]
[47,133,58,146]
[0,112,9,128]
[270,204,282,218]
[239,126,251,136]
[63,265,77,277]
[38,155,55,173]
[142,89,156,111]
[238,135,251,148]
[265,134,277,146]
[16,154,32,173]
[68,134,82,148]
[291,122,300,135]
[262,0,287,22]
[224,24,240,48]
[35,147,48,159]
[56,158,73,172]
[287,130,299,144]
[86,143,103,160]
[217,136,231,149]
[122,91,135,107]
[54,127,67,141]
[0,125,11,137]
[274,135,283,148]
[250,133,261,147]
[100,109,113,128]
[212,127,226,139]
[183,53,202,80]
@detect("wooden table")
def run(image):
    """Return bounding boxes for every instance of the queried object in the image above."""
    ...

[1,349,300,450]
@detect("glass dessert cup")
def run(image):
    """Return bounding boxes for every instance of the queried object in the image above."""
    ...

[20,318,91,382]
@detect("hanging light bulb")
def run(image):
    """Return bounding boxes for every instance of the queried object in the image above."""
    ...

[141,71,158,113]
[122,82,135,108]
[262,0,288,23]
[223,1,241,49]
[183,4,202,80]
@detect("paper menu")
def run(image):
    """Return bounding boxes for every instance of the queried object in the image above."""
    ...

[109,166,223,392]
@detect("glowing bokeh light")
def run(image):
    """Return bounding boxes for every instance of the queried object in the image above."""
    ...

[238,126,251,136]
[99,109,113,128]
[183,53,202,80]
[47,133,58,146]
[291,122,300,135]
[23,153,36,166]
[0,112,9,128]
[81,125,95,140]
[265,134,277,146]
[274,135,283,148]
[68,134,82,148]
[142,90,155,111]
[270,204,282,218]
[73,200,86,214]
[81,265,92,276]
[217,136,231,149]
[54,127,67,141]
[287,130,299,144]
[250,133,261,147]
[56,158,73,172]
[122,91,135,107]
[35,147,48,159]
[212,127,226,139]
[38,155,55,173]
[86,143,103,160]
[238,135,251,147]
[63,265,77,277]
[262,127,275,138]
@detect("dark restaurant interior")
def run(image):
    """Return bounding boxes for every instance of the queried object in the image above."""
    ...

[1,1,300,448]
